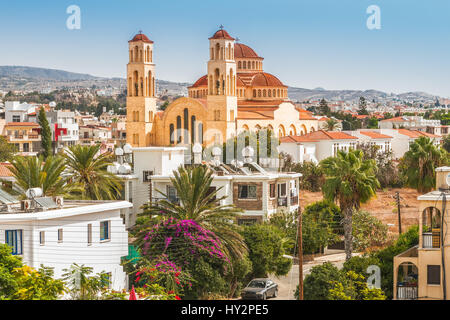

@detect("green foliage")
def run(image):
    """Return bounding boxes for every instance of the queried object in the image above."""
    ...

[399,136,449,193]
[358,97,368,115]
[10,265,65,300]
[443,135,450,153]
[38,107,52,159]
[329,270,386,300]
[324,118,339,131]
[63,144,123,200]
[62,263,110,300]
[0,244,24,299]
[268,210,298,254]
[367,117,379,129]
[0,136,17,162]
[291,161,324,192]
[320,149,380,260]
[342,255,381,280]
[302,262,344,300]
[352,210,388,251]
[241,224,292,279]
[10,155,69,197]
[319,98,330,116]
[302,201,341,254]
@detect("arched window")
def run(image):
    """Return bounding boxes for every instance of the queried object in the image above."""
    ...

[277,89,280,97]
[252,61,255,69]
[191,116,196,144]
[238,61,242,69]
[258,89,261,97]
[176,116,182,143]
[263,90,266,97]
[253,89,256,98]
[134,46,139,62]
[215,43,220,61]
[183,108,189,144]
[268,90,271,97]
[169,124,174,144]
[243,61,247,69]
[133,71,139,96]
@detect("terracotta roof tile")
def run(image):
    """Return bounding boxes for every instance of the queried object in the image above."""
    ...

[280,130,356,143]
[0,163,13,177]
[359,131,393,139]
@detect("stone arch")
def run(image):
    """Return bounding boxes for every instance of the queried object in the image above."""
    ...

[289,124,297,136]
[278,125,286,137]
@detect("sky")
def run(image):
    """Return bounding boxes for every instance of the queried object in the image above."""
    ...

[0,0,450,97]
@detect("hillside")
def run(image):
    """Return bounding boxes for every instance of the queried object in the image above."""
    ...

[0,66,100,81]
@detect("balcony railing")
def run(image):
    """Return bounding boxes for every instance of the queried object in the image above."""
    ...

[397,284,418,300]
[423,230,440,249]
[290,195,299,206]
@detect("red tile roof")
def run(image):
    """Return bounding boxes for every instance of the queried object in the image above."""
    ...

[397,129,440,138]
[359,131,393,139]
[209,29,235,40]
[234,43,261,59]
[0,163,13,177]
[6,122,39,127]
[280,130,357,143]
[380,116,407,122]
[129,33,153,43]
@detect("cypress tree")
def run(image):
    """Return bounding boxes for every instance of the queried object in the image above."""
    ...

[38,107,52,158]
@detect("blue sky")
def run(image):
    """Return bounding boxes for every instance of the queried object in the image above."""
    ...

[1,0,450,97]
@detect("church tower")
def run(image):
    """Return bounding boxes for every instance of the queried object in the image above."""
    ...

[206,27,238,146]
[126,32,157,147]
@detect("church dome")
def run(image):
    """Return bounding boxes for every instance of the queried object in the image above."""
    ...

[234,43,261,59]
[189,75,208,88]
[129,33,153,43]
[251,72,286,87]
[209,29,235,40]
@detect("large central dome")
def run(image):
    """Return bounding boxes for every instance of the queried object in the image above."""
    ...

[234,43,261,59]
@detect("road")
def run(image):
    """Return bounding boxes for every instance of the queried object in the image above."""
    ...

[271,252,359,300]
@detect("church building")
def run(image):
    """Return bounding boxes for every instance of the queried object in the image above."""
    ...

[126,28,319,149]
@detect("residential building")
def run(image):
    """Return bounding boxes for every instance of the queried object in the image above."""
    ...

[379,116,441,130]
[393,167,450,300]
[3,122,41,155]
[343,130,393,153]
[0,194,132,291]
[46,110,79,151]
[278,130,358,164]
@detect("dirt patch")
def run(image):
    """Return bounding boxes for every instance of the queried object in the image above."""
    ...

[299,188,421,236]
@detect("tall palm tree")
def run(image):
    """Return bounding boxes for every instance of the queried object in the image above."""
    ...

[9,155,69,197]
[141,165,248,262]
[320,149,380,260]
[400,136,449,193]
[63,144,122,200]
[324,118,339,131]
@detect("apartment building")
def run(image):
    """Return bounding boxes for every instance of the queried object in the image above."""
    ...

[393,167,450,300]
[3,122,41,156]
[114,145,301,227]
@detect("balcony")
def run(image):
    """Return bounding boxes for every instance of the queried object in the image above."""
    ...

[277,197,288,207]
[397,284,418,300]
[290,195,299,206]
[422,229,440,249]
[8,134,41,142]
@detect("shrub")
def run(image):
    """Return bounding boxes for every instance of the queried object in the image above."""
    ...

[352,210,388,251]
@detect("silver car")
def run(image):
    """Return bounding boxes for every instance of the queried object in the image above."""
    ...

[241,278,278,300]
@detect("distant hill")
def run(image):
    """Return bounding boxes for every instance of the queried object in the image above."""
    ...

[0,66,100,81]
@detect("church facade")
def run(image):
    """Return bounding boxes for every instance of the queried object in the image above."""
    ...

[126,28,319,148]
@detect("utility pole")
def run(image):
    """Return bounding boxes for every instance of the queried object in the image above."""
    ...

[395,191,402,235]
[297,208,303,300]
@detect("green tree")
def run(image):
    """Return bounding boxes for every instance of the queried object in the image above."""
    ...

[320,149,380,260]
[302,201,341,254]
[444,135,450,153]
[319,98,330,116]
[241,224,292,279]
[140,165,247,262]
[0,244,23,299]
[9,155,69,197]
[367,117,379,129]
[291,161,324,192]
[0,136,17,161]
[38,107,53,158]
[63,144,122,200]
[328,270,386,300]
[400,136,449,193]
[324,118,339,131]
[358,97,368,115]
[301,262,344,300]
[352,210,388,251]
[62,263,109,300]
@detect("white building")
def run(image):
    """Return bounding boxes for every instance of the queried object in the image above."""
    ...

[379,116,441,130]
[4,101,37,123]
[46,110,79,151]
[343,130,393,153]
[0,195,132,291]
[278,130,358,164]
[115,146,301,225]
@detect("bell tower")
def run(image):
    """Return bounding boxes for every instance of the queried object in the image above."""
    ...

[126,31,157,147]
[206,26,238,146]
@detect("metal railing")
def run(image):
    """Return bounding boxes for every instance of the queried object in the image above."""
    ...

[423,231,440,249]
[397,285,418,300]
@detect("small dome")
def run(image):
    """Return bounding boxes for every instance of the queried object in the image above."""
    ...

[189,75,208,88]
[209,28,235,40]
[234,43,261,59]
[251,72,285,87]
[129,33,153,43]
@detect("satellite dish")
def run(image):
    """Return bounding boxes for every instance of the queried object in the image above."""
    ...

[115,147,124,156]
[49,101,56,108]
[123,143,132,154]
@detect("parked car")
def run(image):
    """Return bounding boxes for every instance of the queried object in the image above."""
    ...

[241,278,278,300]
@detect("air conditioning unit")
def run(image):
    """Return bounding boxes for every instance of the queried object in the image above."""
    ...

[53,196,64,207]
[21,200,33,211]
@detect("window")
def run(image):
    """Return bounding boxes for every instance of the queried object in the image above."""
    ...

[269,183,276,198]
[427,265,441,285]
[167,186,178,203]
[87,224,92,245]
[238,185,257,199]
[58,229,63,243]
[40,231,45,245]
[12,115,20,122]
[278,183,287,198]
[5,230,23,255]
[143,171,153,182]
[100,221,111,241]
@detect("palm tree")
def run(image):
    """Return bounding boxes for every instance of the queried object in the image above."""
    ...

[320,149,380,260]
[9,155,69,197]
[140,165,248,262]
[63,144,122,200]
[324,118,339,131]
[400,136,449,193]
